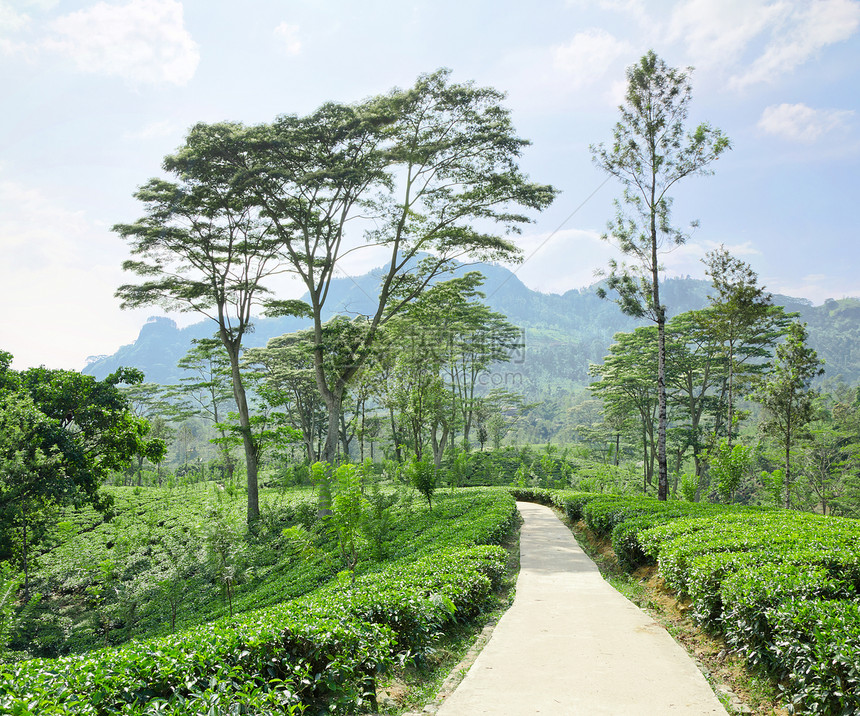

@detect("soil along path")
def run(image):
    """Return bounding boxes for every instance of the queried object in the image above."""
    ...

[436,501,727,716]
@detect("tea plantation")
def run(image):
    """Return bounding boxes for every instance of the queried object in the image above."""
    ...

[512,487,860,716]
[5,484,860,714]
[0,484,518,714]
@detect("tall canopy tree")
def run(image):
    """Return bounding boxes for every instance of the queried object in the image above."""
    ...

[703,246,789,444]
[245,333,328,463]
[247,317,373,462]
[753,321,825,509]
[437,275,523,448]
[114,123,301,523]
[589,327,661,493]
[230,69,556,462]
[591,51,730,500]
[366,272,524,464]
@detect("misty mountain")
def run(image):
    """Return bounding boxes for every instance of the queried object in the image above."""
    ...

[82,262,860,391]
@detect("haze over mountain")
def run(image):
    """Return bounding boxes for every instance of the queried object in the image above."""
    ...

[83,262,860,391]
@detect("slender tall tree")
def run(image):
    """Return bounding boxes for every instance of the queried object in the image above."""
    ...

[231,70,556,462]
[754,321,824,509]
[114,123,297,523]
[591,51,730,500]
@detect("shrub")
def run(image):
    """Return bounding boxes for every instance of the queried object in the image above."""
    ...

[407,458,437,510]
[2,488,517,714]
[771,599,860,715]
[508,489,860,714]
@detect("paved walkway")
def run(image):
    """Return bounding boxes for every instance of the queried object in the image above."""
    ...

[436,502,727,715]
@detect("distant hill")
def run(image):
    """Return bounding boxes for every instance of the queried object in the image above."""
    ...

[83,263,860,390]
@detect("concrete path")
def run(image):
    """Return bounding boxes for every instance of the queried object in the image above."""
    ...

[436,502,727,716]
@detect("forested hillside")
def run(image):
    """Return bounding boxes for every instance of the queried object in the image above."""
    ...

[84,263,860,392]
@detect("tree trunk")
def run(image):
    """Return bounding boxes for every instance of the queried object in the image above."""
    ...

[727,341,735,446]
[431,420,449,469]
[223,339,259,523]
[339,410,353,461]
[322,390,344,464]
[784,434,792,510]
[656,313,669,501]
[642,425,649,494]
[359,401,366,462]
[388,406,402,462]
[22,496,29,600]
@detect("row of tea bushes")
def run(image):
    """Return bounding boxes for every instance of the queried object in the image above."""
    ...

[1,490,516,715]
[0,548,508,716]
[513,489,860,715]
[0,599,389,715]
[20,484,517,657]
[639,510,860,713]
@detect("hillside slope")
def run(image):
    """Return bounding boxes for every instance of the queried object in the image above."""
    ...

[83,263,860,389]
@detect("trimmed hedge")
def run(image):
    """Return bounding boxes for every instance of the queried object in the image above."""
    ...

[512,489,860,716]
[1,490,515,715]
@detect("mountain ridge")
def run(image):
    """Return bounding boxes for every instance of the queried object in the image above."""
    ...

[82,262,860,389]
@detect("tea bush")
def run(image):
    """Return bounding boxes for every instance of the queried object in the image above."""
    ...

[2,487,516,714]
[512,489,860,715]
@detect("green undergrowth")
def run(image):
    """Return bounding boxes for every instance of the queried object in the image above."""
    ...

[372,511,521,715]
[1,486,518,715]
[512,487,860,716]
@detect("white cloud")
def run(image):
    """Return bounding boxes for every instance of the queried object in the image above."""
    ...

[0,2,30,35]
[730,0,860,89]
[43,0,199,86]
[665,0,860,89]
[552,29,633,89]
[565,0,652,27]
[668,0,788,70]
[758,103,854,142]
[274,22,302,56]
[17,0,60,9]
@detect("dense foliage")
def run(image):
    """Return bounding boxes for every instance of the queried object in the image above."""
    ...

[517,489,860,715]
[0,486,516,714]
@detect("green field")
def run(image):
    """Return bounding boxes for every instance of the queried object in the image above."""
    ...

[1,483,518,715]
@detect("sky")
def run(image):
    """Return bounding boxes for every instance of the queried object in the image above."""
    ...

[1,0,859,372]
